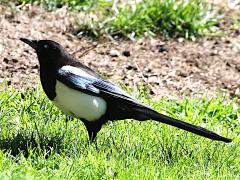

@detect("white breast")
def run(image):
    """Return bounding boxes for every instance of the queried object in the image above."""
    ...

[53,80,107,121]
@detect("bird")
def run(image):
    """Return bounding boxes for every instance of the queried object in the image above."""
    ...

[20,38,232,143]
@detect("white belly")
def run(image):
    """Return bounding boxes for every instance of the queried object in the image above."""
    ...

[53,80,107,121]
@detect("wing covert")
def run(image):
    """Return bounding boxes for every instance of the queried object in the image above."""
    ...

[57,66,133,99]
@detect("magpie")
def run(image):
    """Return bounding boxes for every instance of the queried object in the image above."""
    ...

[20,38,232,143]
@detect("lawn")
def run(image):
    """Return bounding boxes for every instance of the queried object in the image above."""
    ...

[0,0,240,179]
[0,85,239,179]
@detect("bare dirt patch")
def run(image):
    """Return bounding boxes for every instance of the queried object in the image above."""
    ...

[0,4,240,99]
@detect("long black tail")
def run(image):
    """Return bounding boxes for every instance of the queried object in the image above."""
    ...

[133,107,232,143]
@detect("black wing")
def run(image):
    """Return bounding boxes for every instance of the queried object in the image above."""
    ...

[57,67,141,102]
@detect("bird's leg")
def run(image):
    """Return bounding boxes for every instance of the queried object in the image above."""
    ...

[85,125,100,150]
[87,130,98,142]
[82,120,102,143]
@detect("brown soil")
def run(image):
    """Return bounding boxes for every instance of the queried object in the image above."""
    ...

[0,4,240,99]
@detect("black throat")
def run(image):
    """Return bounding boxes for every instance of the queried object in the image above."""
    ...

[37,51,68,101]
[39,61,58,101]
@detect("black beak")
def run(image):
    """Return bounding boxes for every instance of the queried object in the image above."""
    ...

[20,38,38,50]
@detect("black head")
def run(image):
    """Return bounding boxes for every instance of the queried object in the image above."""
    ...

[20,38,68,67]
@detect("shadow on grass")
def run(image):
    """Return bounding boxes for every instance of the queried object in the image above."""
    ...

[0,132,64,158]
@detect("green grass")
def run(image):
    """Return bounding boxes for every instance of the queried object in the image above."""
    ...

[2,0,218,39]
[104,0,217,39]
[75,0,218,39]
[0,84,239,179]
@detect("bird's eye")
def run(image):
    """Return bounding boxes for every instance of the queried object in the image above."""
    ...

[43,44,48,49]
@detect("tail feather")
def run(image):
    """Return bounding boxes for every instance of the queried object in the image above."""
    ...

[133,107,232,143]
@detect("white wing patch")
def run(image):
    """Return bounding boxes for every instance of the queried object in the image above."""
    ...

[61,65,95,79]
[53,80,107,121]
